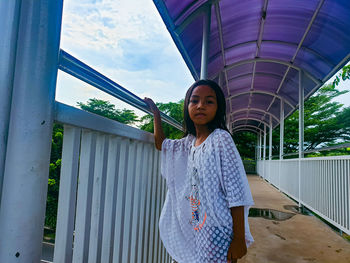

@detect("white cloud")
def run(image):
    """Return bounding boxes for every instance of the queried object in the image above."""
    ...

[57,0,194,115]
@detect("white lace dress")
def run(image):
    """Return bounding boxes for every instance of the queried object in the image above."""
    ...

[159,128,254,263]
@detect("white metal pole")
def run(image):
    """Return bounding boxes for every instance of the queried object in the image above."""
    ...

[269,115,272,160]
[263,124,266,161]
[256,134,259,161]
[263,124,267,179]
[258,131,262,177]
[259,131,262,161]
[279,100,284,160]
[0,1,63,262]
[0,0,21,200]
[298,70,304,207]
[279,99,284,190]
[200,5,211,79]
[268,116,273,182]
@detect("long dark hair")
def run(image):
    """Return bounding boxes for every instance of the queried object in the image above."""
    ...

[183,79,230,137]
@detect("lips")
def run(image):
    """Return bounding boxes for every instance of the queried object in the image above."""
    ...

[195,113,206,117]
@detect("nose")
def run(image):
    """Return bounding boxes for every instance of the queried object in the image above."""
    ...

[197,100,205,108]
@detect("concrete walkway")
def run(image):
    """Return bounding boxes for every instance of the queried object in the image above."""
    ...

[241,175,350,263]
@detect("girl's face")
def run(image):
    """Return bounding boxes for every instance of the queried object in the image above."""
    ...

[188,85,218,127]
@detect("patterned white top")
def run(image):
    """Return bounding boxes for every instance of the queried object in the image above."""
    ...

[159,128,254,263]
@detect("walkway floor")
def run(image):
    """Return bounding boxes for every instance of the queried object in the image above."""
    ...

[241,175,350,263]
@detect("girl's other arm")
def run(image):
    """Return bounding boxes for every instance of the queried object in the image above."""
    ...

[144,97,166,151]
[227,206,247,261]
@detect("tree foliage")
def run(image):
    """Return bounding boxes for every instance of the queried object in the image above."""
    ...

[278,84,350,154]
[45,123,63,229]
[235,80,350,159]
[332,64,350,87]
[77,98,139,125]
[232,132,257,160]
[138,100,185,139]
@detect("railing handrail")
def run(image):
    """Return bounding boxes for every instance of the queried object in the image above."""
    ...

[58,49,184,131]
[54,102,156,144]
[265,155,350,161]
[267,142,350,158]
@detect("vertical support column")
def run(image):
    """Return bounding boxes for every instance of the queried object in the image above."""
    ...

[279,99,284,191]
[0,1,63,262]
[269,116,273,182]
[0,1,21,200]
[200,5,211,79]
[263,124,267,179]
[256,134,259,161]
[259,131,262,161]
[269,115,272,160]
[279,100,284,160]
[298,70,305,207]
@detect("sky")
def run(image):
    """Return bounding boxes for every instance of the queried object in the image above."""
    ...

[56,0,350,120]
[56,0,194,118]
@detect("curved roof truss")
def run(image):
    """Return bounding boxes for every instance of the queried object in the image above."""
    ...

[232,117,269,127]
[227,90,295,109]
[215,58,321,85]
[230,108,279,123]
[232,124,265,134]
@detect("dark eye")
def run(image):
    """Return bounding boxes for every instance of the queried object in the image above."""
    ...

[190,99,198,103]
[207,101,214,104]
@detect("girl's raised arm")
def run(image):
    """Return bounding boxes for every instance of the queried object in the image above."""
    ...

[144,97,166,151]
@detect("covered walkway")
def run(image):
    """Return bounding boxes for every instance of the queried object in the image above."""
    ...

[243,175,350,263]
[1,1,350,262]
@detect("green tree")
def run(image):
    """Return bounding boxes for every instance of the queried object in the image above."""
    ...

[139,100,185,139]
[77,98,139,125]
[232,131,257,160]
[45,123,63,229]
[235,82,350,159]
[332,64,350,87]
[276,84,349,154]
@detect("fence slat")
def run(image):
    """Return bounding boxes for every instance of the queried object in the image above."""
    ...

[112,138,129,262]
[148,149,159,262]
[121,140,137,262]
[72,130,96,263]
[53,126,81,263]
[130,142,144,263]
[88,134,109,262]
[137,144,151,263]
[142,146,155,263]
[101,136,120,263]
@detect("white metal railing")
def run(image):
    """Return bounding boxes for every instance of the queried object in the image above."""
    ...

[53,102,170,263]
[257,157,350,235]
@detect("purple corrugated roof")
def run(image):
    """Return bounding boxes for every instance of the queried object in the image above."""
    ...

[153,0,350,133]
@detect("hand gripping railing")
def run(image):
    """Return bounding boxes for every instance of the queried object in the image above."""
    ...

[59,50,184,131]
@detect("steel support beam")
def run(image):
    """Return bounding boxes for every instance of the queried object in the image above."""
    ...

[230,108,279,123]
[298,70,304,207]
[0,1,21,200]
[0,1,63,262]
[228,90,295,109]
[259,131,262,161]
[269,115,273,160]
[232,117,269,127]
[232,124,265,134]
[257,132,260,160]
[200,5,211,79]
[263,124,267,161]
[279,100,284,160]
[299,71,304,158]
[222,58,321,85]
